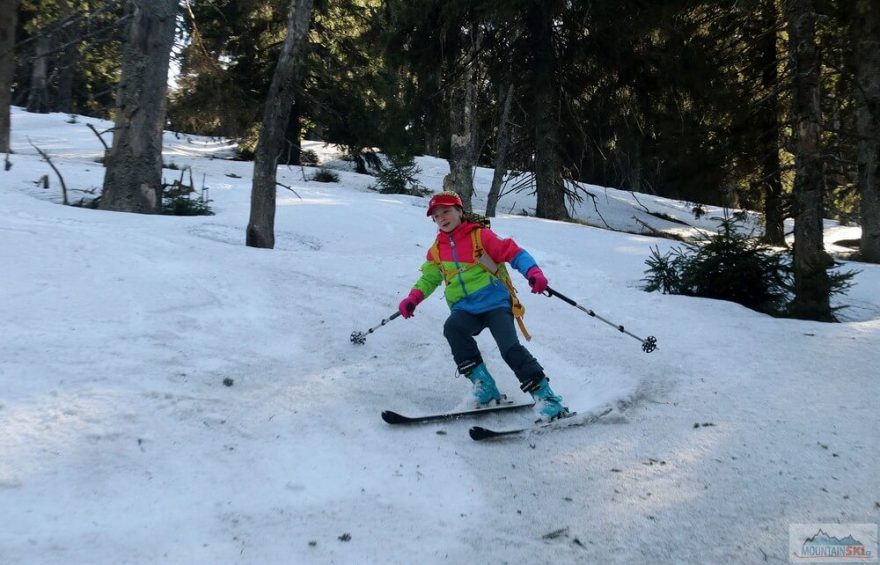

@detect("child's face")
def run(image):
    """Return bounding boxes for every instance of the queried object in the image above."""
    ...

[432,205,463,232]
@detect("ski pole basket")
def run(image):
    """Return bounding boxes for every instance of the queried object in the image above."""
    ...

[350,311,401,345]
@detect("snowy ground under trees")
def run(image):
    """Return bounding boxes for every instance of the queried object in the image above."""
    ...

[1,108,878,564]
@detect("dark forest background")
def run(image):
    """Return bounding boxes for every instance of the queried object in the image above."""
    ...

[2,0,878,320]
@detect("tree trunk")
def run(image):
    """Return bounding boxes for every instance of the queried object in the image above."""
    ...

[854,0,880,263]
[282,100,301,166]
[0,0,18,153]
[527,2,569,221]
[446,80,476,211]
[100,0,178,214]
[446,26,479,212]
[785,0,833,321]
[487,82,514,217]
[756,0,785,246]
[26,36,50,114]
[625,134,642,193]
[422,68,443,157]
[351,147,368,175]
[54,0,77,114]
[55,44,78,114]
[247,0,314,249]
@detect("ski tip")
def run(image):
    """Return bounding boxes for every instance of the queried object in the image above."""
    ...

[469,426,519,441]
[381,410,408,424]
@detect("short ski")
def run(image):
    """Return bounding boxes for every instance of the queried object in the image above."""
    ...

[469,407,613,441]
[382,399,535,425]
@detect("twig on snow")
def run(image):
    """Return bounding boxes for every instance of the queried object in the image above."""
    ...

[85,123,111,154]
[28,138,69,205]
[276,181,302,199]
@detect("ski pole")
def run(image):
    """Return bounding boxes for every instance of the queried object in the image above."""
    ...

[350,311,401,345]
[543,286,658,353]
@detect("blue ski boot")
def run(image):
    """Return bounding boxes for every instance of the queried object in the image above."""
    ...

[465,363,502,407]
[522,376,570,422]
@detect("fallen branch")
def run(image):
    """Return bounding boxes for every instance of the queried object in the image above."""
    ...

[276,181,302,199]
[585,191,612,230]
[85,123,110,154]
[633,216,689,242]
[629,190,651,214]
[28,138,69,205]
[541,527,570,540]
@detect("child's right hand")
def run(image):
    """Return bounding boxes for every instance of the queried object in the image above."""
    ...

[398,289,425,319]
[527,266,548,294]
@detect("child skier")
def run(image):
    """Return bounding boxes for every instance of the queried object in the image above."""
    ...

[398,191,570,422]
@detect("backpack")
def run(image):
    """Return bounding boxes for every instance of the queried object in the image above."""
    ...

[429,224,531,341]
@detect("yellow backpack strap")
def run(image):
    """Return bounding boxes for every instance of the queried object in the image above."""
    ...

[471,229,531,341]
[470,229,498,275]
[429,241,441,268]
[430,241,458,285]
[471,229,484,257]
[429,241,444,279]
[504,267,531,341]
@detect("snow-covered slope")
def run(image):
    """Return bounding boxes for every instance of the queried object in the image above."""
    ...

[1,107,878,564]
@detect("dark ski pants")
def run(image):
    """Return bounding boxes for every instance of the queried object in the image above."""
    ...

[443,307,543,385]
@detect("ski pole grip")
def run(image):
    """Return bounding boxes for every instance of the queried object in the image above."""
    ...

[544,286,577,307]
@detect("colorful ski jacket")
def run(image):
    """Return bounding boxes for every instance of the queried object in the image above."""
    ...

[412,221,538,314]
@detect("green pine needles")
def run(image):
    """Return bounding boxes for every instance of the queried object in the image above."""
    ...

[311,168,340,183]
[373,153,428,195]
[463,211,491,228]
[161,183,214,216]
[643,215,856,319]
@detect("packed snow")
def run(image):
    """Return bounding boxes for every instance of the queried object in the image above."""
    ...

[1,107,878,564]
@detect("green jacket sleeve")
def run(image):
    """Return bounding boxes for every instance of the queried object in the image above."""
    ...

[413,260,443,298]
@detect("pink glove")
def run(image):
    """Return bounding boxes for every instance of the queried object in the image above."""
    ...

[526,267,548,294]
[398,289,424,319]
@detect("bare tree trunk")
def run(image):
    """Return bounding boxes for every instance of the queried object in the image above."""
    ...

[0,0,18,153]
[423,68,443,157]
[55,44,78,114]
[100,0,178,214]
[54,0,78,114]
[854,1,880,263]
[487,82,513,217]
[247,0,314,249]
[757,0,785,246]
[26,36,50,114]
[625,134,642,193]
[527,1,569,221]
[446,26,480,212]
[282,100,301,166]
[785,0,832,321]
